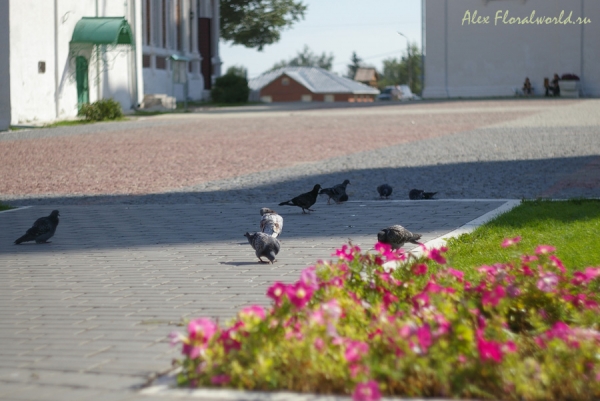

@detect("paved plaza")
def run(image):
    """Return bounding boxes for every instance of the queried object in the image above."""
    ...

[1,99,599,400]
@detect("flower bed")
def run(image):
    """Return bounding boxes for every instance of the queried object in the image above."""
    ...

[171,239,600,401]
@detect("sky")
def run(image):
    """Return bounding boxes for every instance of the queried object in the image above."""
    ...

[218,0,423,79]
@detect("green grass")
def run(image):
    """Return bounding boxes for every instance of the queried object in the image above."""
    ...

[443,199,600,278]
[43,117,128,128]
[0,202,14,212]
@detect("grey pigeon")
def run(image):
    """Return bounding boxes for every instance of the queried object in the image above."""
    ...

[244,232,280,264]
[377,225,422,250]
[319,179,350,204]
[279,184,321,213]
[409,189,437,200]
[377,184,393,199]
[14,210,60,245]
[260,208,283,238]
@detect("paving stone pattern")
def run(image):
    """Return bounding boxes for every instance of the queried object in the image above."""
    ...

[0,200,505,400]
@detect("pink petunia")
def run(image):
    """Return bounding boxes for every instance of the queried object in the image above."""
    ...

[300,266,319,290]
[266,282,287,305]
[353,380,381,401]
[344,340,369,364]
[477,336,503,363]
[537,272,558,293]
[412,292,430,309]
[210,374,231,385]
[314,337,325,352]
[425,247,447,265]
[286,281,314,309]
[334,245,360,261]
[182,343,203,359]
[240,305,266,320]
[416,324,433,352]
[322,299,342,320]
[548,255,566,273]
[169,331,184,346]
[501,236,521,248]
[220,327,242,353]
[413,263,428,275]
[535,245,556,255]
[506,284,521,298]
[446,268,464,281]
[382,292,398,309]
[188,318,218,344]
[482,285,506,307]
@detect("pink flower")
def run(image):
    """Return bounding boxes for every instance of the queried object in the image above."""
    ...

[182,344,203,359]
[535,245,556,255]
[300,266,319,290]
[506,284,521,298]
[353,381,381,401]
[413,263,428,275]
[425,247,447,265]
[266,282,287,305]
[286,281,314,308]
[477,336,503,363]
[482,285,506,307]
[416,324,433,352]
[220,329,242,353]
[375,241,405,261]
[344,340,369,364]
[585,267,600,281]
[322,299,342,320]
[334,245,359,261]
[169,331,184,346]
[382,292,398,309]
[501,236,521,248]
[210,374,231,385]
[412,292,430,309]
[240,305,265,320]
[521,254,539,263]
[549,255,565,273]
[188,318,218,344]
[446,268,464,281]
[503,341,517,353]
[314,337,325,352]
[329,276,345,287]
[537,272,558,292]
[423,280,444,294]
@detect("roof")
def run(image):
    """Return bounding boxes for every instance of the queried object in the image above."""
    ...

[249,67,380,95]
[354,68,378,82]
[70,17,134,46]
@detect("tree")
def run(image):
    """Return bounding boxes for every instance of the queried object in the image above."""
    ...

[346,52,363,79]
[220,0,307,51]
[226,65,248,78]
[268,45,334,71]
[378,42,422,95]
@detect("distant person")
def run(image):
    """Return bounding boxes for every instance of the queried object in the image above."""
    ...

[522,77,532,95]
[546,73,560,96]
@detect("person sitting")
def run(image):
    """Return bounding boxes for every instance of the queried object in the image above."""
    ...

[522,77,533,96]
[545,74,560,96]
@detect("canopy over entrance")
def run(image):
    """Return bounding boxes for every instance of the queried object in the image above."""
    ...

[70,17,134,46]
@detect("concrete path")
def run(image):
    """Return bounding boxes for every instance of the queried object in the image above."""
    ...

[0,200,507,401]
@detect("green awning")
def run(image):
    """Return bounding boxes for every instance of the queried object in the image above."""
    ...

[70,17,134,46]
[169,55,191,62]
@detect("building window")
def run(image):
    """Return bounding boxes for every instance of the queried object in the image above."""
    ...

[301,94,312,102]
[156,56,167,69]
[142,54,151,68]
[176,0,182,50]
[324,94,334,102]
[282,78,290,86]
[162,0,167,48]
[144,0,151,45]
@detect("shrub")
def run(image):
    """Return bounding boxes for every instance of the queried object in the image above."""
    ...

[79,98,123,121]
[210,73,250,104]
[172,240,600,400]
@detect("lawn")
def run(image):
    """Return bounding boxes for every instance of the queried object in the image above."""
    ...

[0,202,14,212]
[443,199,600,278]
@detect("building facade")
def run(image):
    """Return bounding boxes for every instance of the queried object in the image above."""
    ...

[423,0,600,98]
[1,0,220,127]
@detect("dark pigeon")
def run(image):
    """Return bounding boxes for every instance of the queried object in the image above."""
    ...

[244,232,280,264]
[14,210,60,245]
[260,207,283,238]
[377,225,422,250]
[320,179,350,204]
[377,184,393,199]
[279,184,321,213]
[409,189,438,200]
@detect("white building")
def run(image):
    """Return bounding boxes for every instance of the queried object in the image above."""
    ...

[0,0,220,129]
[423,0,600,98]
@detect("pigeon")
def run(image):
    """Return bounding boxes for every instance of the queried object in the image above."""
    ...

[260,208,283,238]
[244,232,281,264]
[319,179,350,204]
[14,210,60,245]
[279,184,322,213]
[377,184,393,199]
[409,189,438,200]
[377,225,422,250]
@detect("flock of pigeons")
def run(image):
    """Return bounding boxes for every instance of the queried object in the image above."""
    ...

[13,182,436,265]
[243,181,436,264]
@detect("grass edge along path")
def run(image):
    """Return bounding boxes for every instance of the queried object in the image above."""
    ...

[443,199,600,280]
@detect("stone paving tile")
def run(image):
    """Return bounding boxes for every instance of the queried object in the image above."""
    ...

[0,200,506,400]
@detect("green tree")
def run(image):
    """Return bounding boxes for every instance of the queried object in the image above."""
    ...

[346,51,363,79]
[268,45,334,71]
[226,65,248,78]
[378,42,422,95]
[220,0,307,51]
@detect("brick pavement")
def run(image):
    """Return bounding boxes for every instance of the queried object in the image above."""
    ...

[0,200,507,400]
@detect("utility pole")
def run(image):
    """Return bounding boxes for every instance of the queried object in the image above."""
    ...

[397,32,411,92]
